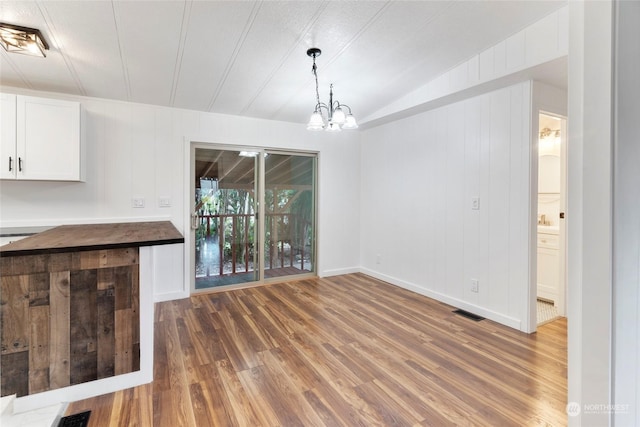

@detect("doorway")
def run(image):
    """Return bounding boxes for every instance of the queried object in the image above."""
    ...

[189,145,317,292]
[536,112,567,324]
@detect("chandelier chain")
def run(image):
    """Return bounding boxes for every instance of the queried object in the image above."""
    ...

[312,56,321,109]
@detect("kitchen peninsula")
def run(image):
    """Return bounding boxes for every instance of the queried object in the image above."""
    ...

[0,221,183,407]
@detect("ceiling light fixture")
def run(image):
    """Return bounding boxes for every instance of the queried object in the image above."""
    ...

[539,127,561,144]
[0,22,49,58]
[306,48,357,132]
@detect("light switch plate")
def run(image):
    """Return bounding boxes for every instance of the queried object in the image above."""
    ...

[471,197,480,210]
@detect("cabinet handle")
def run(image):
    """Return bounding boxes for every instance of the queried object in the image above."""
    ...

[18,157,22,172]
[8,156,12,172]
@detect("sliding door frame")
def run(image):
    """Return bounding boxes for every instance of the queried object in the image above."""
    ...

[262,148,318,285]
[185,141,318,295]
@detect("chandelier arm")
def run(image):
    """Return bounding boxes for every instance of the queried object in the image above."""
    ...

[315,103,329,112]
[338,104,353,114]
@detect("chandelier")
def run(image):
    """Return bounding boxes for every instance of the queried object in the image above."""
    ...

[306,48,358,131]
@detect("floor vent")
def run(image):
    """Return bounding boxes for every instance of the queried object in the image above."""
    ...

[58,410,91,427]
[453,309,485,321]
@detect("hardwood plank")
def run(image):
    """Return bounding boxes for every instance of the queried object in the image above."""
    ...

[136,383,154,427]
[66,274,568,426]
[114,309,133,375]
[28,272,49,307]
[0,274,29,355]
[1,351,29,397]
[49,270,70,389]
[114,266,132,310]
[29,304,50,393]
[97,288,115,379]
[211,359,262,426]
[46,253,73,273]
[114,266,134,375]
[70,269,98,385]
[1,254,47,276]
[131,264,140,348]
[188,382,216,427]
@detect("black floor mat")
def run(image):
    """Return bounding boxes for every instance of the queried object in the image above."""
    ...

[58,410,91,427]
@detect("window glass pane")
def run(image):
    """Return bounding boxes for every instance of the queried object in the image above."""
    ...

[264,153,315,279]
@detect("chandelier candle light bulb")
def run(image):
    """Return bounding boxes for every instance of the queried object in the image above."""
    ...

[306,48,358,131]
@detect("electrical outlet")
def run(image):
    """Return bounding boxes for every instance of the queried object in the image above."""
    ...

[376,254,381,264]
[471,279,479,293]
[159,197,171,208]
[132,197,145,208]
[471,197,480,210]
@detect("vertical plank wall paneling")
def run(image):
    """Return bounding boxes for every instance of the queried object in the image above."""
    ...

[0,91,362,298]
[0,248,140,397]
[360,82,531,330]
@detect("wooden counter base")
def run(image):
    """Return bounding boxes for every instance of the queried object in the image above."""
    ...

[1,247,140,397]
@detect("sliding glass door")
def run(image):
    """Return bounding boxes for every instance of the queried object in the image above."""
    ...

[192,146,315,291]
[263,153,316,280]
[193,148,259,289]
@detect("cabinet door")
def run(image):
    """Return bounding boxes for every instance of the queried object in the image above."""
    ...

[0,93,17,179]
[16,95,80,181]
[537,247,559,302]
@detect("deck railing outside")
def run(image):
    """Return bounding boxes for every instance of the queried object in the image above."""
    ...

[197,213,311,278]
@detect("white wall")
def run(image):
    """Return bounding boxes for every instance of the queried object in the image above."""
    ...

[567,1,613,425]
[0,88,362,298]
[613,0,640,425]
[360,81,532,331]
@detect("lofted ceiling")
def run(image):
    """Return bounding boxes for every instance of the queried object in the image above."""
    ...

[0,1,566,126]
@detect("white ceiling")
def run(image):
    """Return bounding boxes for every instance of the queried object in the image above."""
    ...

[0,1,566,126]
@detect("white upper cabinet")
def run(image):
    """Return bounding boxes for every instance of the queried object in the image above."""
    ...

[1,94,81,181]
[0,93,17,180]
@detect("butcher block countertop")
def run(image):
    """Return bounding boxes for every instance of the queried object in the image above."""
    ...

[0,221,184,256]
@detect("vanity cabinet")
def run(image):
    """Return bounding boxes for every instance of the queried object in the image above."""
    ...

[0,93,81,181]
[537,229,559,303]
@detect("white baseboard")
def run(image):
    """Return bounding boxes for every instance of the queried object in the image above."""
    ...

[154,290,189,303]
[319,266,361,277]
[359,267,522,331]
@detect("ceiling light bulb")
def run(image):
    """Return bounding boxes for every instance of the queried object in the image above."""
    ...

[341,114,358,129]
[307,111,325,131]
[332,107,346,125]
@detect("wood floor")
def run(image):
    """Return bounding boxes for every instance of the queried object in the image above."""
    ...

[66,273,567,426]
